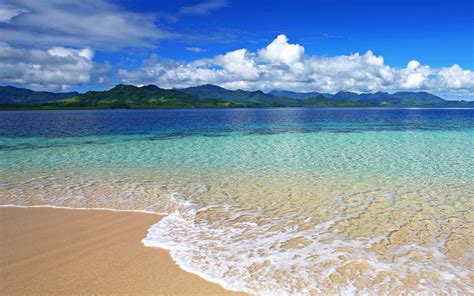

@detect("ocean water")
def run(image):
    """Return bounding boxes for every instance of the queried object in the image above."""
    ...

[1,108,473,295]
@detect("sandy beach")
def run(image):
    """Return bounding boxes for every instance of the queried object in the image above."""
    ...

[0,206,246,295]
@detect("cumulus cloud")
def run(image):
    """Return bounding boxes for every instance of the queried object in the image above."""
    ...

[0,0,174,50]
[179,0,229,16]
[118,35,474,99]
[259,35,305,67]
[0,42,103,91]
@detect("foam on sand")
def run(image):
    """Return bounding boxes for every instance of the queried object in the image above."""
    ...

[143,192,474,295]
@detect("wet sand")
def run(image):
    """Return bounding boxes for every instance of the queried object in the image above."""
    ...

[0,206,246,295]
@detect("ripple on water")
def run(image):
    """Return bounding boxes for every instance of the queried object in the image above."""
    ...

[1,109,473,295]
[1,172,473,295]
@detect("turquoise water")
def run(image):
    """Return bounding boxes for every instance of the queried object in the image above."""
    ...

[1,108,473,295]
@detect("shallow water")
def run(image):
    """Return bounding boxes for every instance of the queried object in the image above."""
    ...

[1,108,473,295]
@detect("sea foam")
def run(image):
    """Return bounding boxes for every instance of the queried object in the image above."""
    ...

[143,192,474,295]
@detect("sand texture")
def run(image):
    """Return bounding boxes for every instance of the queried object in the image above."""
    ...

[0,206,246,295]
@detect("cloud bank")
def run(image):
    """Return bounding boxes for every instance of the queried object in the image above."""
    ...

[0,0,173,50]
[119,35,474,99]
[0,42,104,91]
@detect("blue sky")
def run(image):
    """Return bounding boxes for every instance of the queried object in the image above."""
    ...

[0,0,473,99]
[114,0,473,68]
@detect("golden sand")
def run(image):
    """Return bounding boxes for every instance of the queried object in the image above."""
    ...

[0,207,246,295]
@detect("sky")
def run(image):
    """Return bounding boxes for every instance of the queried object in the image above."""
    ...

[0,0,472,99]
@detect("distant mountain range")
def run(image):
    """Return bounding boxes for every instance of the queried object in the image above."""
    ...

[48,84,241,109]
[0,84,472,110]
[177,84,362,106]
[0,86,79,104]
[268,89,331,100]
[329,91,447,105]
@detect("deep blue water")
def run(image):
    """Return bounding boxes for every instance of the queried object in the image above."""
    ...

[1,108,473,138]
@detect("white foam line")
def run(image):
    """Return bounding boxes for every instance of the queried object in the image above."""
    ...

[142,237,252,295]
[0,204,168,215]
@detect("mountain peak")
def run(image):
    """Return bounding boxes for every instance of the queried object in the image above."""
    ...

[200,84,225,90]
[0,85,79,104]
[141,84,161,90]
[110,84,137,91]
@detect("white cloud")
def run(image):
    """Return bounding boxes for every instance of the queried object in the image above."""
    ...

[0,5,28,22]
[435,64,474,90]
[0,42,101,91]
[179,0,228,16]
[259,34,305,67]
[407,60,421,70]
[214,49,259,80]
[185,47,208,53]
[0,0,174,50]
[118,35,474,99]
[48,47,94,60]
[398,60,429,89]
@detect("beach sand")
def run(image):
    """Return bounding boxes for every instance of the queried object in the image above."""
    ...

[0,206,246,295]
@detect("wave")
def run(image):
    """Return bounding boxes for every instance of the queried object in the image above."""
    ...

[2,175,472,295]
[142,192,474,295]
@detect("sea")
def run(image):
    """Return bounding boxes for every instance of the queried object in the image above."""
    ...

[1,108,473,295]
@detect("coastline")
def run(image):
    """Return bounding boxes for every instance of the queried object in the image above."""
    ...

[0,206,247,295]
[1,106,474,111]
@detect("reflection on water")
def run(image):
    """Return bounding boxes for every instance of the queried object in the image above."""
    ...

[1,108,473,295]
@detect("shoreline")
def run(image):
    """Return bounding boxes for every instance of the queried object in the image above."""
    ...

[2,106,474,111]
[0,206,247,295]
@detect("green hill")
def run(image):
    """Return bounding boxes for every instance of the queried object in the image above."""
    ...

[330,91,447,106]
[301,95,369,107]
[0,86,79,104]
[49,84,370,109]
[0,84,472,110]
[268,90,331,100]
[51,84,242,109]
[179,84,302,106]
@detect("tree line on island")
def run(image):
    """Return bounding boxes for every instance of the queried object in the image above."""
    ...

[0,84,472,110]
